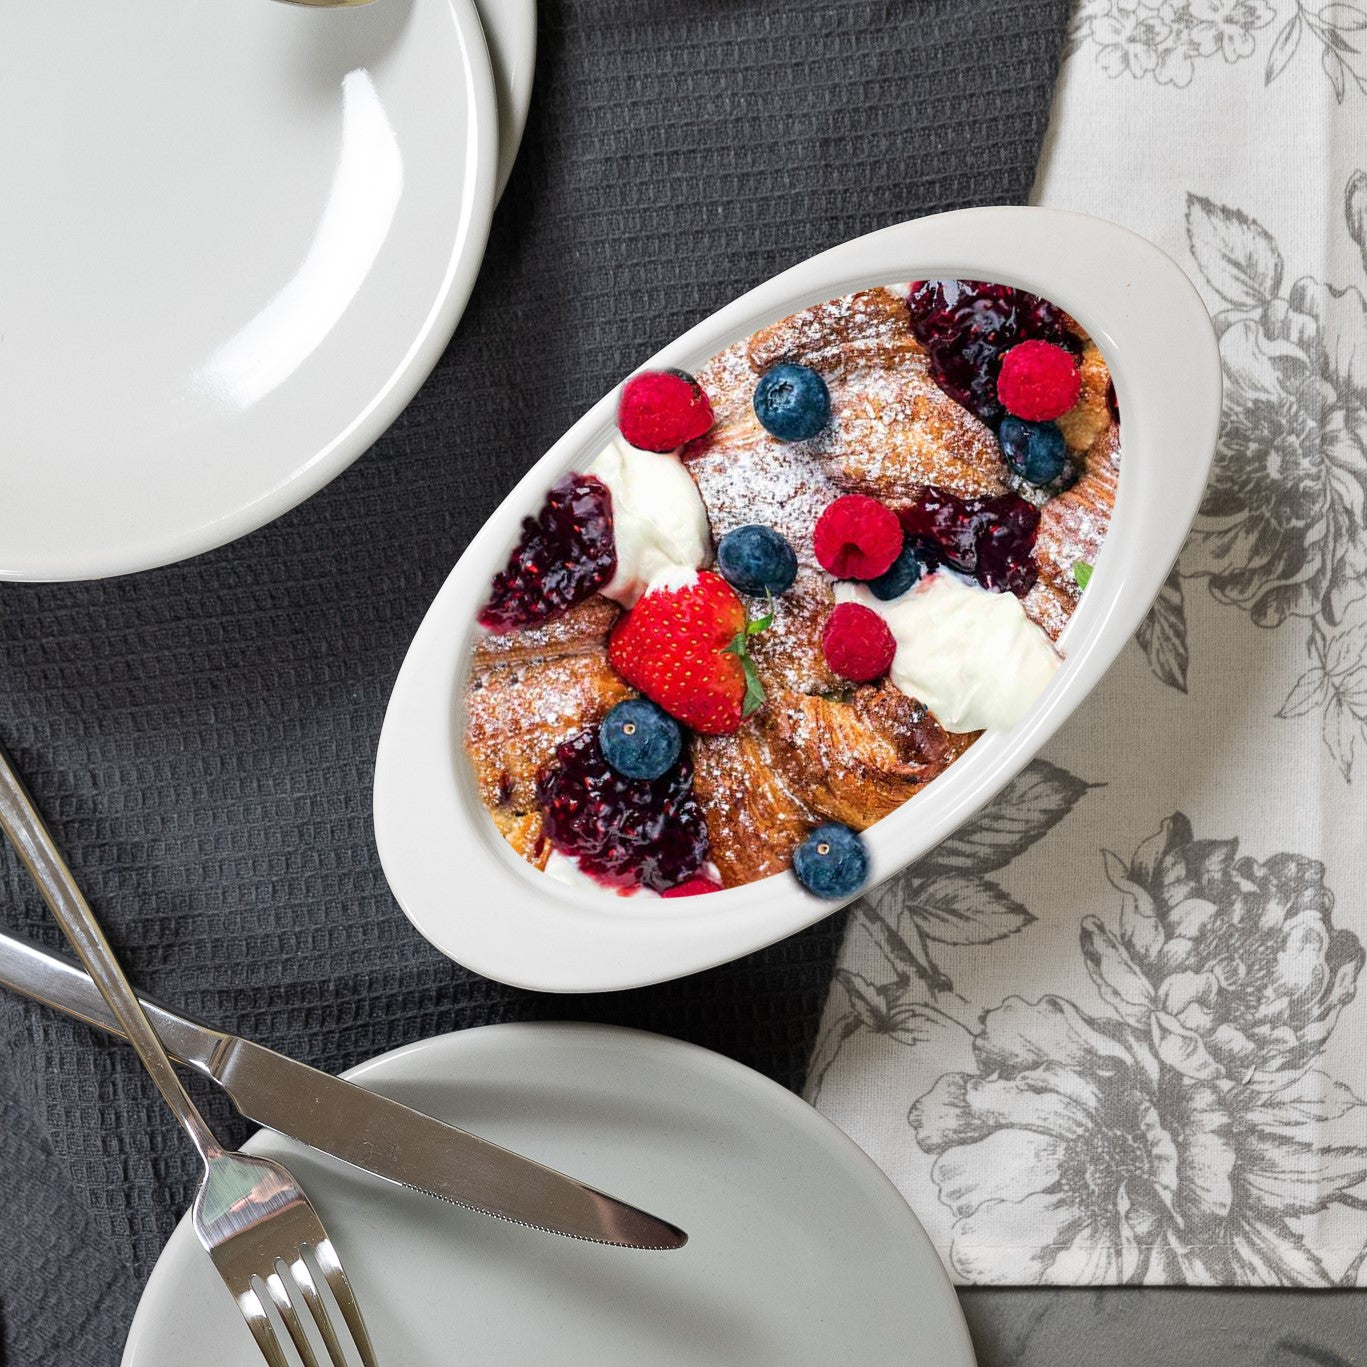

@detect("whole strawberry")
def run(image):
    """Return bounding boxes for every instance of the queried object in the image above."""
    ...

[608,571,768,734]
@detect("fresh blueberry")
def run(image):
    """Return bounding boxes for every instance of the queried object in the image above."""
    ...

[717,524,799,597]
[597,698,682,781]
[867,542,923,601]
[997,417,1070,487]
[792,822,869,899]
[753,363,831,441]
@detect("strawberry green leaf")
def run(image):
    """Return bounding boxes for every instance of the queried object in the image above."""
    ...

[1073,561,1093,589]
[739,652,767,716]
[724,614,769,717]
[746,594,776,636]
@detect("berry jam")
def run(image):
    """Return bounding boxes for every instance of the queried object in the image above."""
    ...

[536,728,708,892]
[905,280,1081,429]
[899,486,1040,597]
[479,475,616,633]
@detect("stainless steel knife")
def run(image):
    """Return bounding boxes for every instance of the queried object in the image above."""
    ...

[0,929,685,1251]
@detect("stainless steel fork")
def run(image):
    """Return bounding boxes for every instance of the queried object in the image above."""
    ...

[0,746,378,1367]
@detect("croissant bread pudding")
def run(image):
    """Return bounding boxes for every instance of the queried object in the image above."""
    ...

[464,281,1119,902]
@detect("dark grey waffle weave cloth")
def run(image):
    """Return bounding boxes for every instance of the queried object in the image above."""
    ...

[0,3,1069,1361]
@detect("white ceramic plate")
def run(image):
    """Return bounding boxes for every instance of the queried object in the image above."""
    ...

[122,1023,975,1367]
[0,0,498,582]
[374,207,1222,993]
[474,0,536,198]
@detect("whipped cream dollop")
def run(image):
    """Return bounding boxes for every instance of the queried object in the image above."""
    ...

[585,437,710,607]
[838,573,1060,733]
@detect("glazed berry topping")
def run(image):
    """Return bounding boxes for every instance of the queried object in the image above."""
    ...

[997,417,1071,488]
[617,369,714,452]
[813,495,903,580]
[996,340,1082,422]
[792,822,869,899]
[904,280,1081,429]
[479,474,616,633]
[598,698,682,782]
[537,728,708,892]
[753,363,831,441]
[716,524,799,597]
[821,602,896,683]
[899,486,1040,597]
[867,542,924,601]
[661,874,724,897]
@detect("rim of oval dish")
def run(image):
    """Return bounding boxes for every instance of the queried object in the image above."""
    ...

[373,206,1222,994]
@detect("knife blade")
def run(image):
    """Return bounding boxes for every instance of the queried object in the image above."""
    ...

[0,929,685,1251]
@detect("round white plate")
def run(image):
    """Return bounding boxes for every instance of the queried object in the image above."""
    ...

[373,208,1222,994]
[123,1024,975,1367]
[0,0,498,582]
[474,0,536,198]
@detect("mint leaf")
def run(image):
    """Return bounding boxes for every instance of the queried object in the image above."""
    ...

[739,653,767,716]
[1074,562,1093,590]
[724,606,770,717]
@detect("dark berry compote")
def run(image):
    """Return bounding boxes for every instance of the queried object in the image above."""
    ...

[536,727,708,892]
[479,475,616,633]
[905,280,1081,429]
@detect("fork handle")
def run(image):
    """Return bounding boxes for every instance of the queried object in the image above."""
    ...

[0,745,223,1165]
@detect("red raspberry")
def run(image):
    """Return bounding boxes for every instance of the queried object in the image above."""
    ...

[661,874,724,897]
[617,369,714,452]
[821,602,896,682]
[996,340,1081,422]
[813,495,903,580]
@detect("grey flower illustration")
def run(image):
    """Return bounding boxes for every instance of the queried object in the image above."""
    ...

[1187,196,1367,629]
[1070,0,1277,87]
[1090,0,1171,78]
[1081,814,1363,1088]
[910,993,1367,1285]
[1135,188,1367,782]
[1189,0,1276,60]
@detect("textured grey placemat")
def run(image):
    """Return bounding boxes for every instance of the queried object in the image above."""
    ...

[0,3,1069,1362]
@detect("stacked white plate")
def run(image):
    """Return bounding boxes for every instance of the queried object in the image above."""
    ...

[0,0,535,582]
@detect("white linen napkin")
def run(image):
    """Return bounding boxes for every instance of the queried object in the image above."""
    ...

[807,0,1367,1286]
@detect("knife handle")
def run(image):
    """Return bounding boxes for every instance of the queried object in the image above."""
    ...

[0,928,228,1075]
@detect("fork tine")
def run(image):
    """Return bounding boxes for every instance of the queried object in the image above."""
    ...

[264,1266,323,1367]
[232,1279,293,1367]
[291,1247,352,1367]
[313,1237,379,1367]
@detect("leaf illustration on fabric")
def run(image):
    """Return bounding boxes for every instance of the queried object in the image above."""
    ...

[1135,563,1190,692]
[1186,195,1283,309]
[1266,10,1305,83]
[918,760,1095,875]
[1279,623,1367,780]
[903,875,1034,947]
[805,970,965,1103]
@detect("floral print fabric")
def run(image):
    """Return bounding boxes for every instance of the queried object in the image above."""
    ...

[808,5,1367,1285]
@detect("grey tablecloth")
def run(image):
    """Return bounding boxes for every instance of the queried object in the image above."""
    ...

[0,3,1070,1362]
